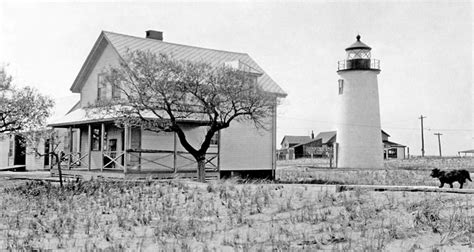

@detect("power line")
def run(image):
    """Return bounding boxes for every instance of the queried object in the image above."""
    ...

[277,116,472,132]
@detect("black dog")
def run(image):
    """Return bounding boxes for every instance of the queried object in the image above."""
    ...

[430,168,472,189]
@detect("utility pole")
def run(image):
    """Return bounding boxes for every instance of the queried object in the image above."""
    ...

[419,115,426,157]
[434,132,443,157]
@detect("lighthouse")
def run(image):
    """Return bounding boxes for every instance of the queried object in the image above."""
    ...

[335,35,383,169]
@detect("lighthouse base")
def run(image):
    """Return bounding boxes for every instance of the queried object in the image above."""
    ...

[336,143,384,169]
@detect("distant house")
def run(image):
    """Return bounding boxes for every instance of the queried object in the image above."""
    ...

[381,132,406,159]
[278,129,407,160]
[47,30,286,179]
[280,135,312,149]
[278,135,313,160]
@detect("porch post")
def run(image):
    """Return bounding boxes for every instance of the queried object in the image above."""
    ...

[217,130,221,178]
[123,125,129,174]
[87,124,92,171]
[100,123,105,172]
[138,125,143,171]
[49,139,53,170]
[173,132,177,173]
[271,104,277,179]
[50,136,54,171]
[68,126,72,170]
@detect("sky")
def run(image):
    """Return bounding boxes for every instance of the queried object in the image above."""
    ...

[0,0,472,156]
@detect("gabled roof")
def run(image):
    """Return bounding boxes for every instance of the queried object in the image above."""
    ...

[314,130,392,144]
[71,31,287,97]
[314,131,337,144]
[383,140,406,148]
[291,138,322,149]
[280,135,312,145]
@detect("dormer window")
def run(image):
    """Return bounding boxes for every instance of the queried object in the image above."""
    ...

[210,131,219,145]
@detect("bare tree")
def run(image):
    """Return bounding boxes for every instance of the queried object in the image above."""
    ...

[100,51,277,182]
[23,129,65,187]
[0,67,54,134]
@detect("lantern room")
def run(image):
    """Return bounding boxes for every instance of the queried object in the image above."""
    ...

[346,35,371,59]
[337,35,380,71]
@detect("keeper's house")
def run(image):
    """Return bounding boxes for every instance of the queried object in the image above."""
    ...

[48,30,286,179]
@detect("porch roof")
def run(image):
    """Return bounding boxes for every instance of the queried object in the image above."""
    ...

[48,107,211,127]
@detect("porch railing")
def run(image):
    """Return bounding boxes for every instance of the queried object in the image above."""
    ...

[55,149,219,173]
[103,151,125,169]
[58,152,89,169]
[127,149,219,172]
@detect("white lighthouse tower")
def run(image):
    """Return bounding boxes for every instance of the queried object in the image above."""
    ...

[335,35,383,169]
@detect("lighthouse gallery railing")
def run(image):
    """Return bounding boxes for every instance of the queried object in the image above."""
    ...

[337,59,380,71]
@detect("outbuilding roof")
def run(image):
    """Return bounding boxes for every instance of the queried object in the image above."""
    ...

[70,31,287,97]
[314,130,391,144]
[383,140,406,148]
[280,135,312,145]
[314,131,337,144]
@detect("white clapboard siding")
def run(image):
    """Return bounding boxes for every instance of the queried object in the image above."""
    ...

[80,43,120,107]
[25,139,45,170]
[0,136,10,168]
[220,119,273,171]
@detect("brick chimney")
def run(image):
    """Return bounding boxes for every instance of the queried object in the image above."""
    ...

[146,30,163,41]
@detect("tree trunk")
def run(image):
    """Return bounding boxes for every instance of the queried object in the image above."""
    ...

[53,153,63,188]
[197,157,206,183]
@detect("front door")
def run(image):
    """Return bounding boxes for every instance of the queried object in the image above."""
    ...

[13,135,26,165]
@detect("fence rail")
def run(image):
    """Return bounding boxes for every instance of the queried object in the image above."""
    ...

[58,149,219,173]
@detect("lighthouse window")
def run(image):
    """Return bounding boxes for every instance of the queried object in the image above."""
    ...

[338,79,344,95]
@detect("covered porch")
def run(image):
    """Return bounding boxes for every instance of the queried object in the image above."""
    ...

[49,111,220,180]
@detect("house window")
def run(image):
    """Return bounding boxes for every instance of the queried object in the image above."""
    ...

[97,74,107,101]
[388,148,397,159]
[210,131,219,145]
[91,126,101,151]
[111,82,120,100]
[338,79,344,95]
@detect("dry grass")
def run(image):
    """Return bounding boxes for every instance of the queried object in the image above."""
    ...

[277,157,474,189]
[0,178,472,251]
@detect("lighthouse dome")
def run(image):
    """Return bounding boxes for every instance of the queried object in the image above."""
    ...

[345,35,372,51]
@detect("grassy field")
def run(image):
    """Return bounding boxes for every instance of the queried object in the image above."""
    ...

[0,157,472,251]
[0,179,472,251]
[277,157,474,188]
